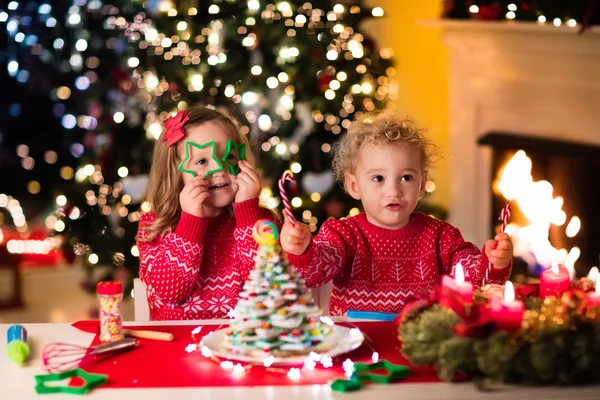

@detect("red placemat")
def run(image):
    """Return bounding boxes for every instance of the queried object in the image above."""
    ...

[77,321,441,388]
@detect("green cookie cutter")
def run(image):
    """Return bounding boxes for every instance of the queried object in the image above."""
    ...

[329,360,410,393]
[177,140,246,178]
[177,141,223,179]
[330,374,362,393]
[221,140,246,175]
[353,360,410,384]
[34,368,108,395]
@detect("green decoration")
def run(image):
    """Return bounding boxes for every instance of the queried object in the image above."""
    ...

[330,375,362,393]
[329,360,410,393]
[34,368,108,395]
[399,285,600,387]
[353,360,411,384]
[221,140,246,176]
[177,140,223,178]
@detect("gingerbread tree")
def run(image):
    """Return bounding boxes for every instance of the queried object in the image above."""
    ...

[224,220,330,357]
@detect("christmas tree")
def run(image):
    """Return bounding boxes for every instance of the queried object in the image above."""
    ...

[124,0,398,231]
[224,219,330,357]
[0,1,149,291]
[2,0,446,295]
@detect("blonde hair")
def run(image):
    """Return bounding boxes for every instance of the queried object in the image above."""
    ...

[138,107,255,242]
[332,110,441,187]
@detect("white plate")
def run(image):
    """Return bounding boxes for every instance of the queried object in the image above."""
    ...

[200,325,365,366]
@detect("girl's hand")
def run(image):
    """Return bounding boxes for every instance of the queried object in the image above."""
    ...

[234,161,262,203]
[485,233,513,269]
[180,176,209,217]
[281,219,312,255]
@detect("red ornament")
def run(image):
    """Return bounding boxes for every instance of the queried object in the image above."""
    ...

[318,74,333,93]
[475,4,502,20]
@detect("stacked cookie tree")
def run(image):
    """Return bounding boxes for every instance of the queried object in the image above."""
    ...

[223,220,331,358]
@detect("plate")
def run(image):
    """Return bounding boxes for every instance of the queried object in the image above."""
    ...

[200,325,365,366]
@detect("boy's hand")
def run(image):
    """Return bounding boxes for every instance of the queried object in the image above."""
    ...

[485,233,513,269]
[280,219,312,255]
[234,161,262,203]
[180,176,209,217]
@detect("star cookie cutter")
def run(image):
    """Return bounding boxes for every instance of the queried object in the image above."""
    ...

[34,368,108,395]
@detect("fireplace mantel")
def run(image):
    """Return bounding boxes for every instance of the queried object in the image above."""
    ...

[428,20,600,247]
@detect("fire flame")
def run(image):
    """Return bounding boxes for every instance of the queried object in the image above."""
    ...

[496,150,580,270]
[504,281,515,302]
[455,263,465,285]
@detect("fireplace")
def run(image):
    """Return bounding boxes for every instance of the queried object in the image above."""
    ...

[435,20,600,277]
[479,132,600,277]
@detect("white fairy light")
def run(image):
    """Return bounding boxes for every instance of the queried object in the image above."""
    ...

[372,352,379,363]
[200,346,212,357]
[287,368,301,381]
[319,316,334,326]
[221,361,234,370]
[192,326,203,334]
[309,351,322,362]
[185,344,197,353]
[232,364,246,377]
[263,355,275,367]
[320,356,333,368]
[303,359,316,370]
[342,359,354,377]
[349,328,361,336]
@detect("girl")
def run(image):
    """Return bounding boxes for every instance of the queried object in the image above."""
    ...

[137,107,274,320]
[280,110,513,316]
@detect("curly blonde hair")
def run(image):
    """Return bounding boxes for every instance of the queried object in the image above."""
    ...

[332,110,441,187]
[137,107,255,243]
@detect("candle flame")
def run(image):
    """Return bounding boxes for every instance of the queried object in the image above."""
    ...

[504,281,515,302]
[587,266,599,282]
[551,260,559,275]
[455,263,464,285]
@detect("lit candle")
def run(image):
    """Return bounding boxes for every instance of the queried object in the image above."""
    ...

[441,263,474,303]
[488,281,525,332]
[587,277,600,307]
[539,260,571,298]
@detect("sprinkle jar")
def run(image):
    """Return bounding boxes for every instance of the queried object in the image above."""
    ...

[97,281,124,343]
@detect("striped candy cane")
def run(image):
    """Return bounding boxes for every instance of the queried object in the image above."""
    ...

[278,170,297,226]
[482,204,512,286]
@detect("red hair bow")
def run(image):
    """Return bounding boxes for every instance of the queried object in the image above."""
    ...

[163,111,189,147]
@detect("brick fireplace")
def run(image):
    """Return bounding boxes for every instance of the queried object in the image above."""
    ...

[437,20,600,272]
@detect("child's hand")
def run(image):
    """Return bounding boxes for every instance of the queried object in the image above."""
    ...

[235,161,262,203]
[280,219,312,255]
[484,233,513,269]
[180,176,209,217]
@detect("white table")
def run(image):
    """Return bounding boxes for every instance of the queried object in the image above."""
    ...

[1,319,599,399]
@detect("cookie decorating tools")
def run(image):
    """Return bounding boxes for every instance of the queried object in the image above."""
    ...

[42,337,138,373]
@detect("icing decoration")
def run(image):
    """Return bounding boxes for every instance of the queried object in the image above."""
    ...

[177,141,223,178]
[163,111,189,147]
[221,140,246,175]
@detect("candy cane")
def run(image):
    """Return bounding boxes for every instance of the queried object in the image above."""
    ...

[482,204,512,286]
[278,170,297,226]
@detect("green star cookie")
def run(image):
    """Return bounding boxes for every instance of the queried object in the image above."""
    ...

[34,368,108,395]
[221,140,246,176]
[177,140,223,178]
